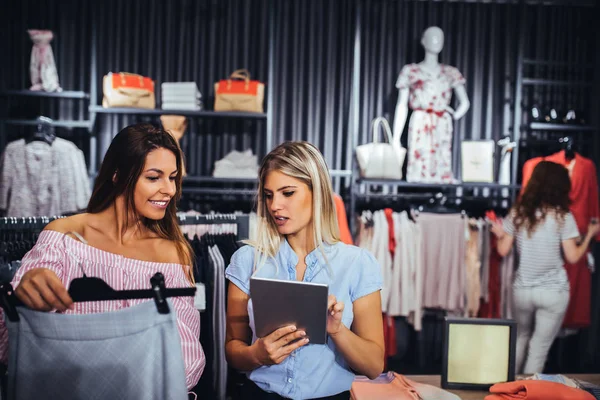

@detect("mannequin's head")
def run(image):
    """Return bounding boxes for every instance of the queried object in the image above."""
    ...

[421,26,444,54]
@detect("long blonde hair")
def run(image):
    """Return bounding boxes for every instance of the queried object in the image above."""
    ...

[249,141,340,273]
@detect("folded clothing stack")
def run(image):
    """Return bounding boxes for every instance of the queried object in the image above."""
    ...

[161,82,202,110]
[213,149,258,179]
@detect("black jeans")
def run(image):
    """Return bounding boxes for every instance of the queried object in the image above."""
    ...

[241,380,350,400]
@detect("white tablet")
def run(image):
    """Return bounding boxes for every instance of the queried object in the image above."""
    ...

[250,277,329,345]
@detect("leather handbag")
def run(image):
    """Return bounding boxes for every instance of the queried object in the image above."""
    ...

[461,140,495,183]
[213,69,265,113]
[355,117,406,180]
[102,72,155,109]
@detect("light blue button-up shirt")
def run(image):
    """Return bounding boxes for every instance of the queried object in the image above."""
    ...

[225,239,383,399]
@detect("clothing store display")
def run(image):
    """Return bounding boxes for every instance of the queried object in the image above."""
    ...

[0,138,90,217]
[214,69,265,113]
[5,300,188,400]
[521,151,599,328]
[461,140,495,183]
[485,380,595,400]
[513,288,570,374]
[212,149,258,178]
[225,240,382,400]
[102,72,155,109]
[351,372,460,400]
[356,210,505,329]
[333,194,352,245]
[0,230,205,390]
[355,117,406,180]
[27,30,61,92]
[395,64,466,183]
[161,82,202,110]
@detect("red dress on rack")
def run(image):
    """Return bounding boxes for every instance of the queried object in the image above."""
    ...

[521,150,600,328]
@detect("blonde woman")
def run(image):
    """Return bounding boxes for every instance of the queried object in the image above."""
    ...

[225,141,384,400]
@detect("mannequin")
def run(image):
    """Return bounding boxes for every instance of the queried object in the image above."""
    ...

[393,26,470,183]
[497,137,516,185]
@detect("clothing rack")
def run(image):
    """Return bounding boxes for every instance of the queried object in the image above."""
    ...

[0,216,66,231]
[177,213,250,241]
[0,214,250,240]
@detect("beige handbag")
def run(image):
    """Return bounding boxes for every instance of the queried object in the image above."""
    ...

[102,72,155,109]
[356,117,406,180]
[160,115,188,176]
[213,69,265,113]
[461,140,495,183]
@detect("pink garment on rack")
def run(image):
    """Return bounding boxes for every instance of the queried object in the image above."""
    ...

[419,213,467,312]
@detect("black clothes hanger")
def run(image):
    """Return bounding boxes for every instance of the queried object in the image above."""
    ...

[26,116,56,145]
[560,136,575,161]
[0,273,196,322]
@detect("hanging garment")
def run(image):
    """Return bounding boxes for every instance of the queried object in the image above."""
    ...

[479,234,502,319]
[27,30,61,92]
[0,138,90,217]
[388,212,424,331]
[521,151,600,328]
[0,230,205,389]
[396,64,466,183]
[419,213,467,312]
[333,194,353,245]
[5,300,188,400]
[465,221,482,317]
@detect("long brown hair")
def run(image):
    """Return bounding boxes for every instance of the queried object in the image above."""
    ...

[513,160,571,236]
[87,123,193,280]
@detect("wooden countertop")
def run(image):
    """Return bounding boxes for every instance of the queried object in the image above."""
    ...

[407,374,600,400]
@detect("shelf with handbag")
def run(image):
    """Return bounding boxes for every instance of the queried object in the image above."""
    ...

[95,70,267,119]
[89,105,266,119]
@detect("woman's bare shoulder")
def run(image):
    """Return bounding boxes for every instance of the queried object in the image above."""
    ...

[43,213,90,234]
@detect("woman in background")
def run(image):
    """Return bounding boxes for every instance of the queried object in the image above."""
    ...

[492,160,599,374]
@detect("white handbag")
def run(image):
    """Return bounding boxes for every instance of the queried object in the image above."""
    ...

[461,140,495,183]
[356,117,407,180]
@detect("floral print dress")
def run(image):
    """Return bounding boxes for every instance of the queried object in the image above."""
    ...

[396,63,466,183]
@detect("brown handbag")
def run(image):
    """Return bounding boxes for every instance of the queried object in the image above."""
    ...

[102,72,156,109]
[213,69,265,113]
